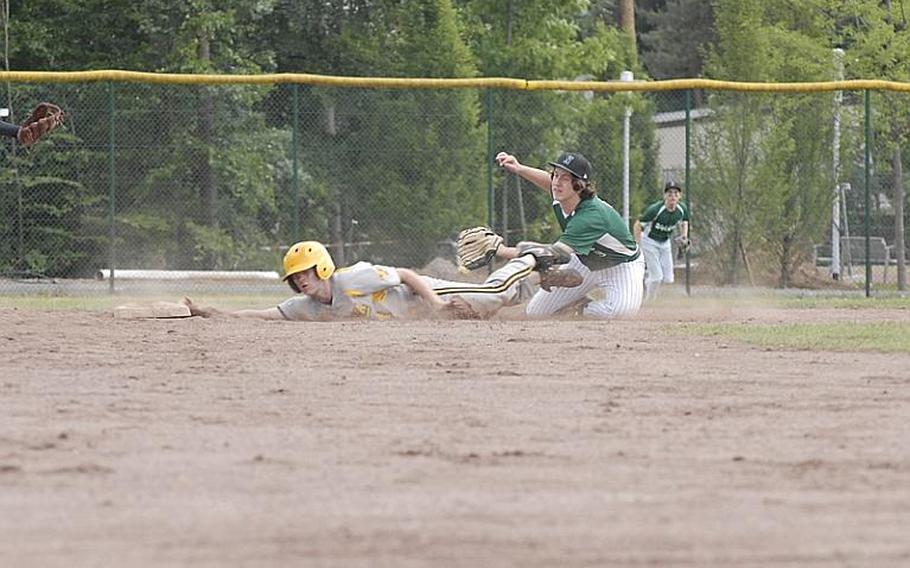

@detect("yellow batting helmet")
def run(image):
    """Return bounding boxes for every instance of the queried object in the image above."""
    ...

[282,241,335,290]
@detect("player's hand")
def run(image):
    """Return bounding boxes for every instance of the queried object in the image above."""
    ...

[181,297,211,318]
[438,296,482,320]
[674,235,691,249]
[494,152,521,174]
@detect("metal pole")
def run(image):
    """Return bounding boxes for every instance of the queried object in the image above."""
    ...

[291,84,300,240]
[831,48,844,280]
[864,89,872,297]
[516,175,527,240]
[684,89,692,296]
[502,168,508,245]
[486,89,494,230]
[107,83,116,294]
[621,71,633,224]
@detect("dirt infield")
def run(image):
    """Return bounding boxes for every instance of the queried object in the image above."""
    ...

[1,304,909,567]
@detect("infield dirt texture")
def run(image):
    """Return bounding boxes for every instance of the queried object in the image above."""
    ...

[1,302,908,567]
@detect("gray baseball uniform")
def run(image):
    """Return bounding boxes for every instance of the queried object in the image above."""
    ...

[277,257,537,321]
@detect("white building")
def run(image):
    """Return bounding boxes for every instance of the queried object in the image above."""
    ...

[652,107,714,182]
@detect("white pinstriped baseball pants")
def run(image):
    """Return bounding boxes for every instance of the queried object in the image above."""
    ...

[526,254,644,318]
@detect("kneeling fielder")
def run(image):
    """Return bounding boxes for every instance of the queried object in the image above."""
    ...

[463,151,644,319]
[184,240,581,321]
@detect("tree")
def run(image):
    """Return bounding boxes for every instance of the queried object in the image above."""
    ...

[697,0,835,286]
[639,0,715,82]
[135,0,280,268]
[6,0,154,71]
[267,0,485,266]
[457,0,636,242]
[619,0,637,63]
[836,0,910,291]
[0,132,100,277]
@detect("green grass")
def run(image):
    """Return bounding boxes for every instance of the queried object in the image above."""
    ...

[0,296,117,310]
[685,321,910,353]
[644,290,909,310]
[776,295,910,310]
[0,293,287,312]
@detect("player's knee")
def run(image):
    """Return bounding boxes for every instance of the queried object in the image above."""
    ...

[584,300,635,318]
[525,292,560,317]
[585,289,643,318]
[582,302,612,318]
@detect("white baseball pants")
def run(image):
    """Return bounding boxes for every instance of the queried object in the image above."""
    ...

[525,254,644,318]
[642,235,674,301]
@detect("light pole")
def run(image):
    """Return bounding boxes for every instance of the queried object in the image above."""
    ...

[831,48,844,280]
[621,70,633,223]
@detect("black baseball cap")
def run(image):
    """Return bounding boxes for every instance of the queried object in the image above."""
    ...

[548,152,592,181]
[664,180,683,192]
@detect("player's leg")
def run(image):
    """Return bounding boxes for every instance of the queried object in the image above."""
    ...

[583,257,644,318]
[659,240,675,284]
[642,237,663,301]
[430,256,537,315]
[525,255,594,316]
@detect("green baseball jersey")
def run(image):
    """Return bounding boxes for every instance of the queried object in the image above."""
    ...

[639,201,689,242]
[553,197,640,270]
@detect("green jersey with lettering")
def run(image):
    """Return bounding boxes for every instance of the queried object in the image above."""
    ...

[639,201,688,242]
[554,196,640,271]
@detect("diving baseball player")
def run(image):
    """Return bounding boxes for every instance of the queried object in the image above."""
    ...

[633,180,690,301]
[183,240,582,321]
[458,151,643,318]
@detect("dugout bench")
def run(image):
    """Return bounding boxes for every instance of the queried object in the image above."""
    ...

[813,236,894,282]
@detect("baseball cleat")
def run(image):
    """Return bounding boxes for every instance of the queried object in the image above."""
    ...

[538,266,583,291]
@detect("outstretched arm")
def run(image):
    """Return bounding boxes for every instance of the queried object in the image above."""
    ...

[495,152,551,193]
[182,297,284,320]
[0,120,19,139]
[396,268,481,319]
[494,241,574,269]
[396,269,446,311]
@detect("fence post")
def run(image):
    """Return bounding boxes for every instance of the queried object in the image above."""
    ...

[620,71,633,223]
[864,89,872,297]
[292,83,301,240]
[684,89,692,296]
[107,82,116,294]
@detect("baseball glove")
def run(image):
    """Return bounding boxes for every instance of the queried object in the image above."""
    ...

[456,226,503,270]
[17,102,65,147]
[674,235,691,257]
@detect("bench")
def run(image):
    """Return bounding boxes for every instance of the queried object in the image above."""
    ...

[813,236,893,282]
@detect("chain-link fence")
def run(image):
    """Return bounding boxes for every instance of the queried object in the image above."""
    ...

[0,76,906,294]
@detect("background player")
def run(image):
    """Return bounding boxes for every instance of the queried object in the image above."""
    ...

[475,151,643,318]
[633,180,690,302]
[183,240,581,321]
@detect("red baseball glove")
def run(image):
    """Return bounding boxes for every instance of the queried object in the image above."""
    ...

[17,102,65,147]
